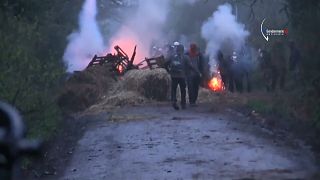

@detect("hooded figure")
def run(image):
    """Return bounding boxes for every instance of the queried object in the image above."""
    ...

[185,43,203,106]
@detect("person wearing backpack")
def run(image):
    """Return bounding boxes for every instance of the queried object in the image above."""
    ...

[186,43,203,106]
[167,44,188,110]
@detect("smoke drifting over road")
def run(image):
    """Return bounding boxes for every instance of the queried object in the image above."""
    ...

[63,0,104,72]
[201,3,249,69]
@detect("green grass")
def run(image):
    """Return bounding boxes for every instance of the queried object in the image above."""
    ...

[247,97,292,120]
[22,104,62,169]
[26,104,62,140]
[247,99,273,114]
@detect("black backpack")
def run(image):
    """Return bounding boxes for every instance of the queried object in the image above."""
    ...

[170,55,184,74]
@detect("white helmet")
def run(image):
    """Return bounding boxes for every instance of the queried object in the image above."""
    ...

[173,41,180,46]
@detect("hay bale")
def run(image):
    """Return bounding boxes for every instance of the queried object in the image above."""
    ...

[58,64,116,113]
[84,91,148,114]
[103,91,147,106]
[113,68,170,101]
[57,84,99,112]
[68,64,115,89]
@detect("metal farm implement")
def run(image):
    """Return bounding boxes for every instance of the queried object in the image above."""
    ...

[86,45,166,75]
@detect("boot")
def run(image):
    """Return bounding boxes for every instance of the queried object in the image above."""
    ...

[172,103,179,110]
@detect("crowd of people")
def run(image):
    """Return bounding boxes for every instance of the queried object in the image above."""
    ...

[162,42,206,110]
[157,40,301,110]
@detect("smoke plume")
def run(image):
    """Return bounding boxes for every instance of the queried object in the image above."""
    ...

[63,0,104,72]
[108,0,171,62]
[201,3,249,70]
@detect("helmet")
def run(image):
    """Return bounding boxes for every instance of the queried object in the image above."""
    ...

[173,41,180,46]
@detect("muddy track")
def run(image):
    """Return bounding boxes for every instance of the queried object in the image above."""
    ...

[46,104,318,180]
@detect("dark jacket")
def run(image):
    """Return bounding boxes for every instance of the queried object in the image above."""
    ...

[185,52,203,78]
[167,54,188,78]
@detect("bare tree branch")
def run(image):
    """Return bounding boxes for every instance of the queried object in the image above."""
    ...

[248,0,258,21]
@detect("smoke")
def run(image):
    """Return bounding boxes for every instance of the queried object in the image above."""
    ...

[175,0,199,5]
[62,0,201,72]
[201,3,249,70]
[108,0,171,62]
[64,1,246,72]
[108,0,202,62]
[63,0,104,72]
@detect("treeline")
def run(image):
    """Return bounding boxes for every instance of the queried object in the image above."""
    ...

[287,0,320,82]
[0,0,82,138]
[286,0,320,127]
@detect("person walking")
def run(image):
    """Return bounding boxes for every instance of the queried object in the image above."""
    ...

[186,43,203,106]
[167,44,188,110]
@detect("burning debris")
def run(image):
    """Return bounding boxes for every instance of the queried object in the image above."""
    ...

[59,43,171,113]
[87,45,166,75]
[87,45,138,75]
[208,71,225,92]
[208,77,224,92]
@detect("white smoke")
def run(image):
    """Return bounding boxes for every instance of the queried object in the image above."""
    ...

[175,0,199,5]
[201,3,249,70]
[108,0,171,62]
[108,0,202,62]
[63,0,104,72]
[62,0,200,72]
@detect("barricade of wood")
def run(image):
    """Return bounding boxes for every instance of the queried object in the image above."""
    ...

[87,45,167,75]
[86,45,137,75]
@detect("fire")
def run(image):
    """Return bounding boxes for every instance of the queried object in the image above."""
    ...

[117,64,124,74]
[208,73,224,92]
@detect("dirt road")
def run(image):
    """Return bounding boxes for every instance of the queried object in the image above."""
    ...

[60,104,318,180]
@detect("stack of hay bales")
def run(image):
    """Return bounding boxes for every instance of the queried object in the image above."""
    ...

[86,68,170,112]
[111,68,171,101]
[57,64,116,113]
[58,66,171,113]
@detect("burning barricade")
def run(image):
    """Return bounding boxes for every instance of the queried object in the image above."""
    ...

[86,45,166,75]
[59,43,228,113]
[208,71,225,92]
[58,45,170,113]
[86,45,138,75]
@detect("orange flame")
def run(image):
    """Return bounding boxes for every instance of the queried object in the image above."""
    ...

[117,64,124,74]
[208,74,224,92]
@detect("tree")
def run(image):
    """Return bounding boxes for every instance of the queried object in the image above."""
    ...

[0,0,82,138]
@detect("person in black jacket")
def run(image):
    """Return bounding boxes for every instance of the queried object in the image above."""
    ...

[167,44,188,110]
